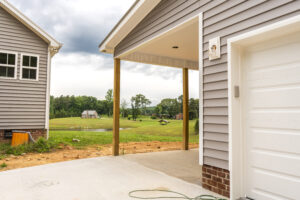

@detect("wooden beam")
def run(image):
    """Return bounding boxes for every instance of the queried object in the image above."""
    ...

[113,58,121,156]
[183,68,189,150]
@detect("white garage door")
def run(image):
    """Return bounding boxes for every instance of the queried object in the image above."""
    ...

[242,31,300,200]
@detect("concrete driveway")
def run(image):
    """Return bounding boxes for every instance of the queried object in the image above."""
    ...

[0,150,224,200]
[123,149,202,185]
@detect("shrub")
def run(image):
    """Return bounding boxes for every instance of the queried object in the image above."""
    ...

[151,116,157,119]
[33,137,58,153]
[5,144,29,155]
[0,137,59,156]
[0,163,7,168]
[194,119,199,135]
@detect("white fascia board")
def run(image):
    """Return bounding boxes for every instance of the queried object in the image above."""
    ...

[99,0,161,54]
[0,0,62,55]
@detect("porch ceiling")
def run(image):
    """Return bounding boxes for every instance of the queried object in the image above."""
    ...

[118,17,199,70]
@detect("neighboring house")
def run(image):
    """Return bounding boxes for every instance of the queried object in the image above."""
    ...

[81,110,99,119]
[99,1,300,199]
[0,0,62,142]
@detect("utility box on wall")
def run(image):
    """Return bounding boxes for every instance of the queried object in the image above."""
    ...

[208,37,221,60]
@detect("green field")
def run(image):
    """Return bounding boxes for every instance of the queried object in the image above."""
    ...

[49,117,199,148]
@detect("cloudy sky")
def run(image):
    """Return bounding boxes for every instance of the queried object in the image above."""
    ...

[10,0,199,105]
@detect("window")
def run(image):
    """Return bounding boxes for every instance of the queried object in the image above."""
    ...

[21,54,39,80]
[0,51,17,79]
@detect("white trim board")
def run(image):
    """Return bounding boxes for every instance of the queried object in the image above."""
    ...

[20,53,40,81]
[198,13,204,166]
[227,14,300,199]
[0,50,18,80]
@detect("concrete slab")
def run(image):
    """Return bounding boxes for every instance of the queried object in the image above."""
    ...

[0,154,224,200]
[123,149,202,185]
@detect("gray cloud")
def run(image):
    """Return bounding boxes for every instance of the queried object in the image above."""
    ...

[10,0,182,80]
[10,0,134,54]
[9,0,199,101]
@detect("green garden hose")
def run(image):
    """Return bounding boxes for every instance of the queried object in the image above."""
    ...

[128,189,227,200]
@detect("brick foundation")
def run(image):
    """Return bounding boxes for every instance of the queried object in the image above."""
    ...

[202,164,230,198]
[0,129,47,143]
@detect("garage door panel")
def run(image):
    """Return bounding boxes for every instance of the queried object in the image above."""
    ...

[251,168,300,200]
[250,150,300,177]
[249,112,300,129]
[247,62,300,89]
[251,130,300,154]
[244,37,300,71]
[242,30,300,199]
[250,190,288,200]
[250,86,300,108]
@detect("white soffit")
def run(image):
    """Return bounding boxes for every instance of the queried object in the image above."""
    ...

[99,0,161,54]
[119,16,199,70]
[0,0,62,53]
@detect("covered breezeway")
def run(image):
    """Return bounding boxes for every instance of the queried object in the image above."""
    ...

[101,12,201,157]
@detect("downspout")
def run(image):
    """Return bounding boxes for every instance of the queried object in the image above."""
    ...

[45,47,54,139]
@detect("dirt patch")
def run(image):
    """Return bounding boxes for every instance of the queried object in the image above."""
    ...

[0,142,198,172]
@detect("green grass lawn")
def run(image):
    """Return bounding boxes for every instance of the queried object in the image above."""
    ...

[49,117,199,148]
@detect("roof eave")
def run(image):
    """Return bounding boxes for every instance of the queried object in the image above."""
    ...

[99,0,161,55]
[0,0,63,56]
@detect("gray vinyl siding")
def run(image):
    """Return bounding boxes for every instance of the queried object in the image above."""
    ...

[0,7,48,129]
[114,0,300,169]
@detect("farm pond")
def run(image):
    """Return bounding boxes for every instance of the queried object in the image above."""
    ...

[49,128,130,132]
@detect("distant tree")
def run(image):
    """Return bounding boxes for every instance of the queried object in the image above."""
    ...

[131,94,151,120]
[121,99,128,118]
[194,119,199,135]
[105,89,113,116]
[50,93,114,119]
[178,95,183,113]
[189,98,199,120]
[49,96,55,119]
[154,96,199,120]
[141,97,151,115]
[156,98,179,119]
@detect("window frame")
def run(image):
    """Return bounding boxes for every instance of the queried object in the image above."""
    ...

[0,50,18,79]
[20,53,39,81]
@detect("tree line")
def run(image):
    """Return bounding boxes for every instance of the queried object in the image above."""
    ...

[50,89,199,120]
[154,95,199,120]
[50,89,113,119]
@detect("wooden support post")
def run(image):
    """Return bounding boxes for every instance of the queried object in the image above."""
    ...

[183,68,189,150]
[113,58,120,156]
